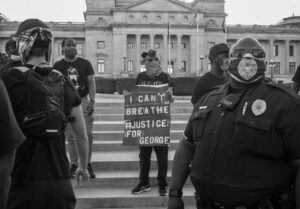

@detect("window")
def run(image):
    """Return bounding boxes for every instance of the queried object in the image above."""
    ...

[181,61,186,72]
[289,62,296,75]
[140,64,146,72]
[289,45,294,57]
[184,16,188,21]
[273,45,279,56]
[128,43,134,48]
[154,43,160,49]
[76,43,83,55]
[181,43,186,49]
[129,15,134,20]
[168,43,173,48]
[273,62,280,74]
[143,15,148,20]
[97,41,105,49]
[98,17,104,23]
[207,42,215,50]
[97,59,105,73]
[58,43,62,55]
[128,60,133,72]
[156,16,161,21]
[141,43,147,48]
[169,16,175,21]
[168,61,174,75]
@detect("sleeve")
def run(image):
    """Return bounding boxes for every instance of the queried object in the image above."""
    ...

[0,78,25,155]
[281,100,300,160]
[191,78,206,105]
[85,59,94,76]
[136,73,141,85]
[63,76,82,117]
[292,65,300,83]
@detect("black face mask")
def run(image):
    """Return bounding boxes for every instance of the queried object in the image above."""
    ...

[228,57,266,84]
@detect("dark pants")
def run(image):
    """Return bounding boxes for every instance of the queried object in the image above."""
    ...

[8,178,76,209]
[139,146,168,186]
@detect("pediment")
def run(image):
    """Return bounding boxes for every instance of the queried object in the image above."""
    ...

[124,0,195,12]
[95,52,109,58]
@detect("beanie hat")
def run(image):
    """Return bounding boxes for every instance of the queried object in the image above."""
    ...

[208,43,229,63]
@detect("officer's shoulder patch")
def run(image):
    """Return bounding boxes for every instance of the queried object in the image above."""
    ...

[265,82,298,101]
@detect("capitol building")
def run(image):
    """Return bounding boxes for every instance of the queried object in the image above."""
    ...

[1,0,300,82]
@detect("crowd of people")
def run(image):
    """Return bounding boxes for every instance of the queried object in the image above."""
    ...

[1,18,300,209]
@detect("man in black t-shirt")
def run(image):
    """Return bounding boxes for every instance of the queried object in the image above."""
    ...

[53,38,96,179]
[292,64,300,95]
[1,19,89,209]
[0,78,25,209]
[191,43,229,106]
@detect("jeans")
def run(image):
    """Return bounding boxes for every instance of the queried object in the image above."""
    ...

[139,146,168,186]
[67,96,94,165]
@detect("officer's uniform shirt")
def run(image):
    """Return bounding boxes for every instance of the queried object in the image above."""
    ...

[184,81,300,206]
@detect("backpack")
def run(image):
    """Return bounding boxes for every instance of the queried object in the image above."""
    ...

[12,62,67,139]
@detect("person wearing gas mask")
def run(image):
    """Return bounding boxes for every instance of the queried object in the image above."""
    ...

[53,38,96,179]
[1,19,89,209]
[167,37,300,209]
[132,49,174,196]
[191,43,229,106]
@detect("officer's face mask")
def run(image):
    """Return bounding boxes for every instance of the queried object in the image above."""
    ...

[228,53,266,85]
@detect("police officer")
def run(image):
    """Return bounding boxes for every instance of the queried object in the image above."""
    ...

[168,37,300,209]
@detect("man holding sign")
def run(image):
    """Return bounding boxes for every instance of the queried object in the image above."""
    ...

[129,49,173,196]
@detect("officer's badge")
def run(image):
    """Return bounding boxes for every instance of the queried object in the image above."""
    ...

[251,99,266,116]
[238,58,258,80]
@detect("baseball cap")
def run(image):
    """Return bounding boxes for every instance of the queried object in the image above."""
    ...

[11,18,49,37]
[208,43,229,62]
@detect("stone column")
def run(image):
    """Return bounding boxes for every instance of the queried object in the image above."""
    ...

[163,35,168,72]
[136,34,141,73]
[177,35,182,73]
[150,34,154,49]
[285,39,290,74]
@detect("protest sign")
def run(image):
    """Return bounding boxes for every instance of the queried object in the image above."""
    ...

[123,84,171,146]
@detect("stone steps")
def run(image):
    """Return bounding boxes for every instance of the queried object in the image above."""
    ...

[74,94,194,209]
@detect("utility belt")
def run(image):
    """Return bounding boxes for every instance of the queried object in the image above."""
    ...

[194,187,295,209]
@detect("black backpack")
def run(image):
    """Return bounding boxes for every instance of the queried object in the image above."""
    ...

[12,62,67,139]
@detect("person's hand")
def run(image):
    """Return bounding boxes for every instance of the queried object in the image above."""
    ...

[167,87,175,103]
[75,167,89,188]
[86,100,95,115]
[123,90,129,96]
[168,197,184,209]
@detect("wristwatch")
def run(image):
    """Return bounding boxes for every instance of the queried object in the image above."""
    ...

[90,98,95,102]
[169,189,182,198]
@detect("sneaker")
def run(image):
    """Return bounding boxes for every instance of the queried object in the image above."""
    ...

[87,163,96,178]
[131,184,151,194]
[159,185,168,196]
[70,164,78,179]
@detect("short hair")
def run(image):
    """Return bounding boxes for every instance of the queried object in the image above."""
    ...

[61,38,75,47]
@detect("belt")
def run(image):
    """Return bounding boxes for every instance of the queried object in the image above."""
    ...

[195,193,257,209]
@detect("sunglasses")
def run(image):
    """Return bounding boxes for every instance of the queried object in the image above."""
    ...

[231,48,265,59]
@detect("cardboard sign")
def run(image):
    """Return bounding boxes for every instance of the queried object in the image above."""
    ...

[123,84,171,146]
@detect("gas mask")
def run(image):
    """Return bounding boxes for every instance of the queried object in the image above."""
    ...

[228,37,266,85]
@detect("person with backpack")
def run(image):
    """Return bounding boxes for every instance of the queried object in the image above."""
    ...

[1,18,89,209]
[53,38,96,179]
[0,78,25,209]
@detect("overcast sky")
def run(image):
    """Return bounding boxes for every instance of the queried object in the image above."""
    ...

[1,0,299,25]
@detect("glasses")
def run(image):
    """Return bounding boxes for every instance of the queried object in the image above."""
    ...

[231,48,265,59]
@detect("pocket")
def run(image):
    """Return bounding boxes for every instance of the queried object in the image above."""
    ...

[191,109,211,142]
[233,117,285,159]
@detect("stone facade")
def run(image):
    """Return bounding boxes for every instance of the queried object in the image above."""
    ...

[0,0,300,82]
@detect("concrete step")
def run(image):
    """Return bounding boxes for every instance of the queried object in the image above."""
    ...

[90,140,180,152]
[93,120,188,131]
[93,130,184,141]
[93,113,190,121]
[94,106,193,114]
[74,185,196,209]
[71,170,192,188]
